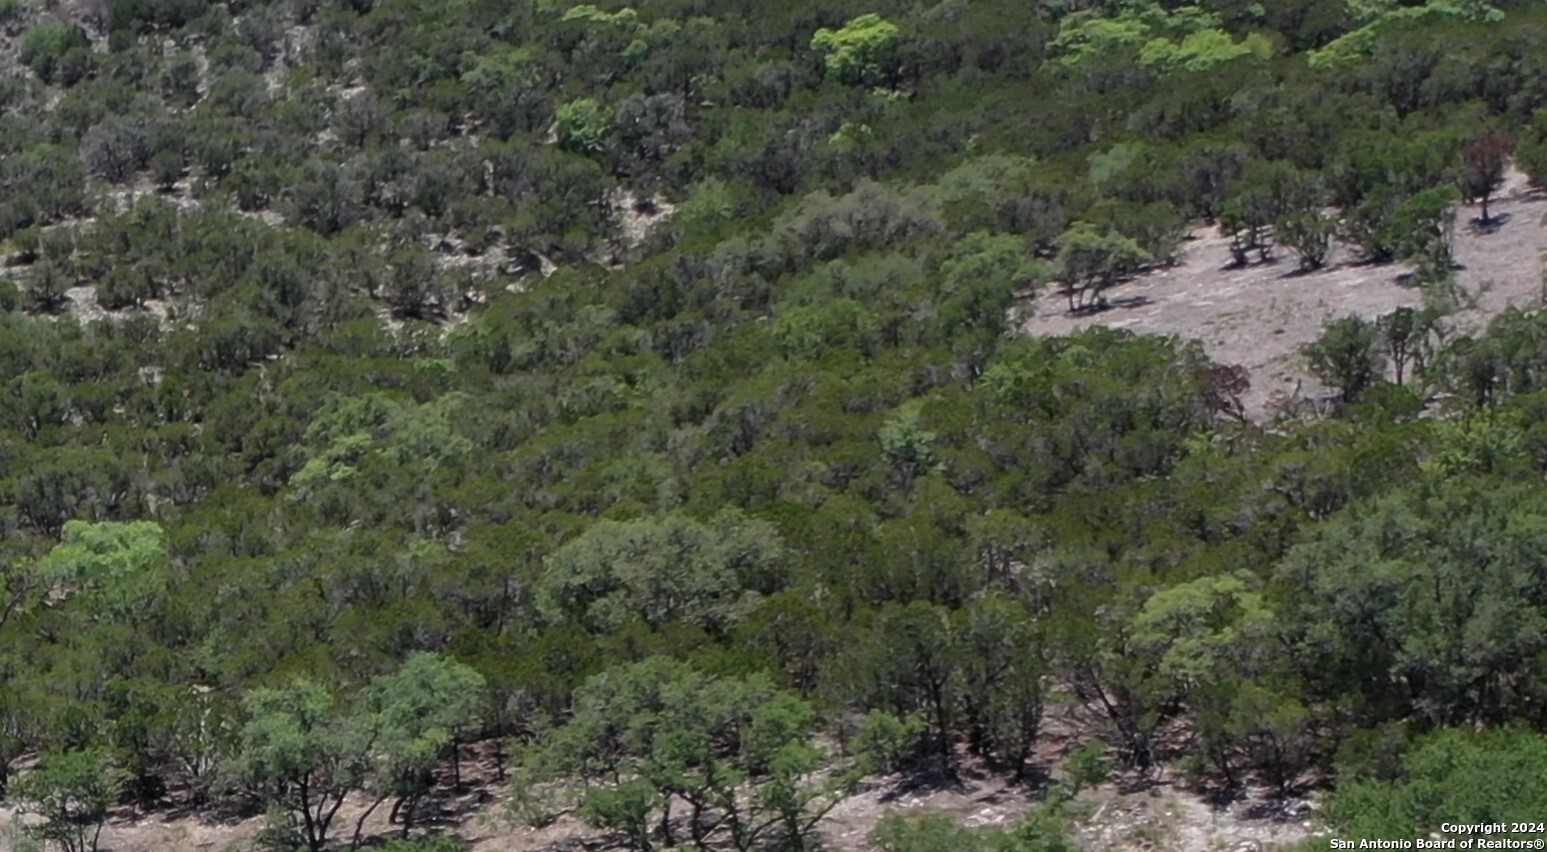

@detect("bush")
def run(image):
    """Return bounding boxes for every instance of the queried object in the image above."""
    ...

[108,0,209,33]
[20,24,90,84]
[0,279,19,313]
[1327,727,1547,842]
[873,812,1079,852]
[380,839,469,852]
[0,0,29,29]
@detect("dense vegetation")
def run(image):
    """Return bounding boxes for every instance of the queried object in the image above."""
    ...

[7,0,1547,849]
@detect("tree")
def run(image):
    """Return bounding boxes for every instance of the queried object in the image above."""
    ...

[232,680,370,852]
[536,510,786,635]
[879,402,942,490]
[82,116,150,184]
[1303,315,1385,404]
[1277,483,1547,727]
[1392,185,1461,277]
[24,261,71,314]
[20,24,91,85]
[1458,131,1513,225]
[12,749,120,852]
[354,654,486,842]
[810,14,901,87]
[936,232,1046,374]
[554,98,615,156]
[1276,210,1334,272]
[38,520,169,623]
[517,657,865,852]
[1054,223,1150,313]
[953,595,1047,779]
[1377,306,1427,386]
[1329,727,1547,842]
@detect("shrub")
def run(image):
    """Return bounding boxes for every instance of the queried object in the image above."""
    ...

[20,24,90,84]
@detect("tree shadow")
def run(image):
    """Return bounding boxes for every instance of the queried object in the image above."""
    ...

[1467,211,1512,235]
[1221,255,1280,273]
[125,783,262,827]
[1067,295,1153,316]
[878,763,975,801]
[1241,796,1317,823]
[1277,263,1328,280]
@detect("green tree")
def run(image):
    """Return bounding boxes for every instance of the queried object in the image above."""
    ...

[20,24,91,85]
[879,401,942,490]
[1377,306,1428,386]
[810,14,901,87]
[232,680,370,852]
[1303,315,1385,404]
[1277,483,1547,727]
[353,653,486,841]
[1054,223,1149,313]
[12,749,120,852]
[1392,185,1461,277]
[536,510,785,635]
[1276,210,1335,272]
[555,98,615,156]
[23,261,71,314]
[1328,727,1547,842]
[38,520,170,624]
[517,657,863,852]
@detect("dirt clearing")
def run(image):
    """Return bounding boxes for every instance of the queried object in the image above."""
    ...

[1020,171,1547,419]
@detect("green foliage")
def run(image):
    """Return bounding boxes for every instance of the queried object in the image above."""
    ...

[873,811,1079,852]
[536,510,785,634]
[379,839,469,852]
[811,14,900,87]
[1327,727,1547,841]
[518,657,859,852]
[39,520,170,623]
[1060,741,1110,796]
[554,97,615,155]
[1138,28,1273,73]
[20,24,89,85]
[1303,315,1384,403]
[1309,0,1504,69]
[1052,3,1267,77]
[1278,482,1547,726]
[358,653,485,834]
[1054,223,1149,312]
[233,680,370,851]
[12,749,120,852]
[0,0,1544,837]
[879,401,942,488]
[1276,210,1335,272]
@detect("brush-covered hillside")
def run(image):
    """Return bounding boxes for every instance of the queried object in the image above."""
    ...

[6,0,1547,850]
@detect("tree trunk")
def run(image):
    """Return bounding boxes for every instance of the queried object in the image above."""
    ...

[657,795,674,847]
[352,796,387,849]
[400,794,419,838]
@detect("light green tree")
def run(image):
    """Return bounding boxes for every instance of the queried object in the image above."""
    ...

[12,749,120,852]
[879,401,943,489]
[232,679,371,851]
[39,520,169,623]
[555,98,615,155]
[1055,223,1150,312]
[515,657,865,852]
[810,14,900,87]
[353,653,486,842]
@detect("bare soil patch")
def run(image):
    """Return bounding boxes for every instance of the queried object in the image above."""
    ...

[1020,172,1547,419]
